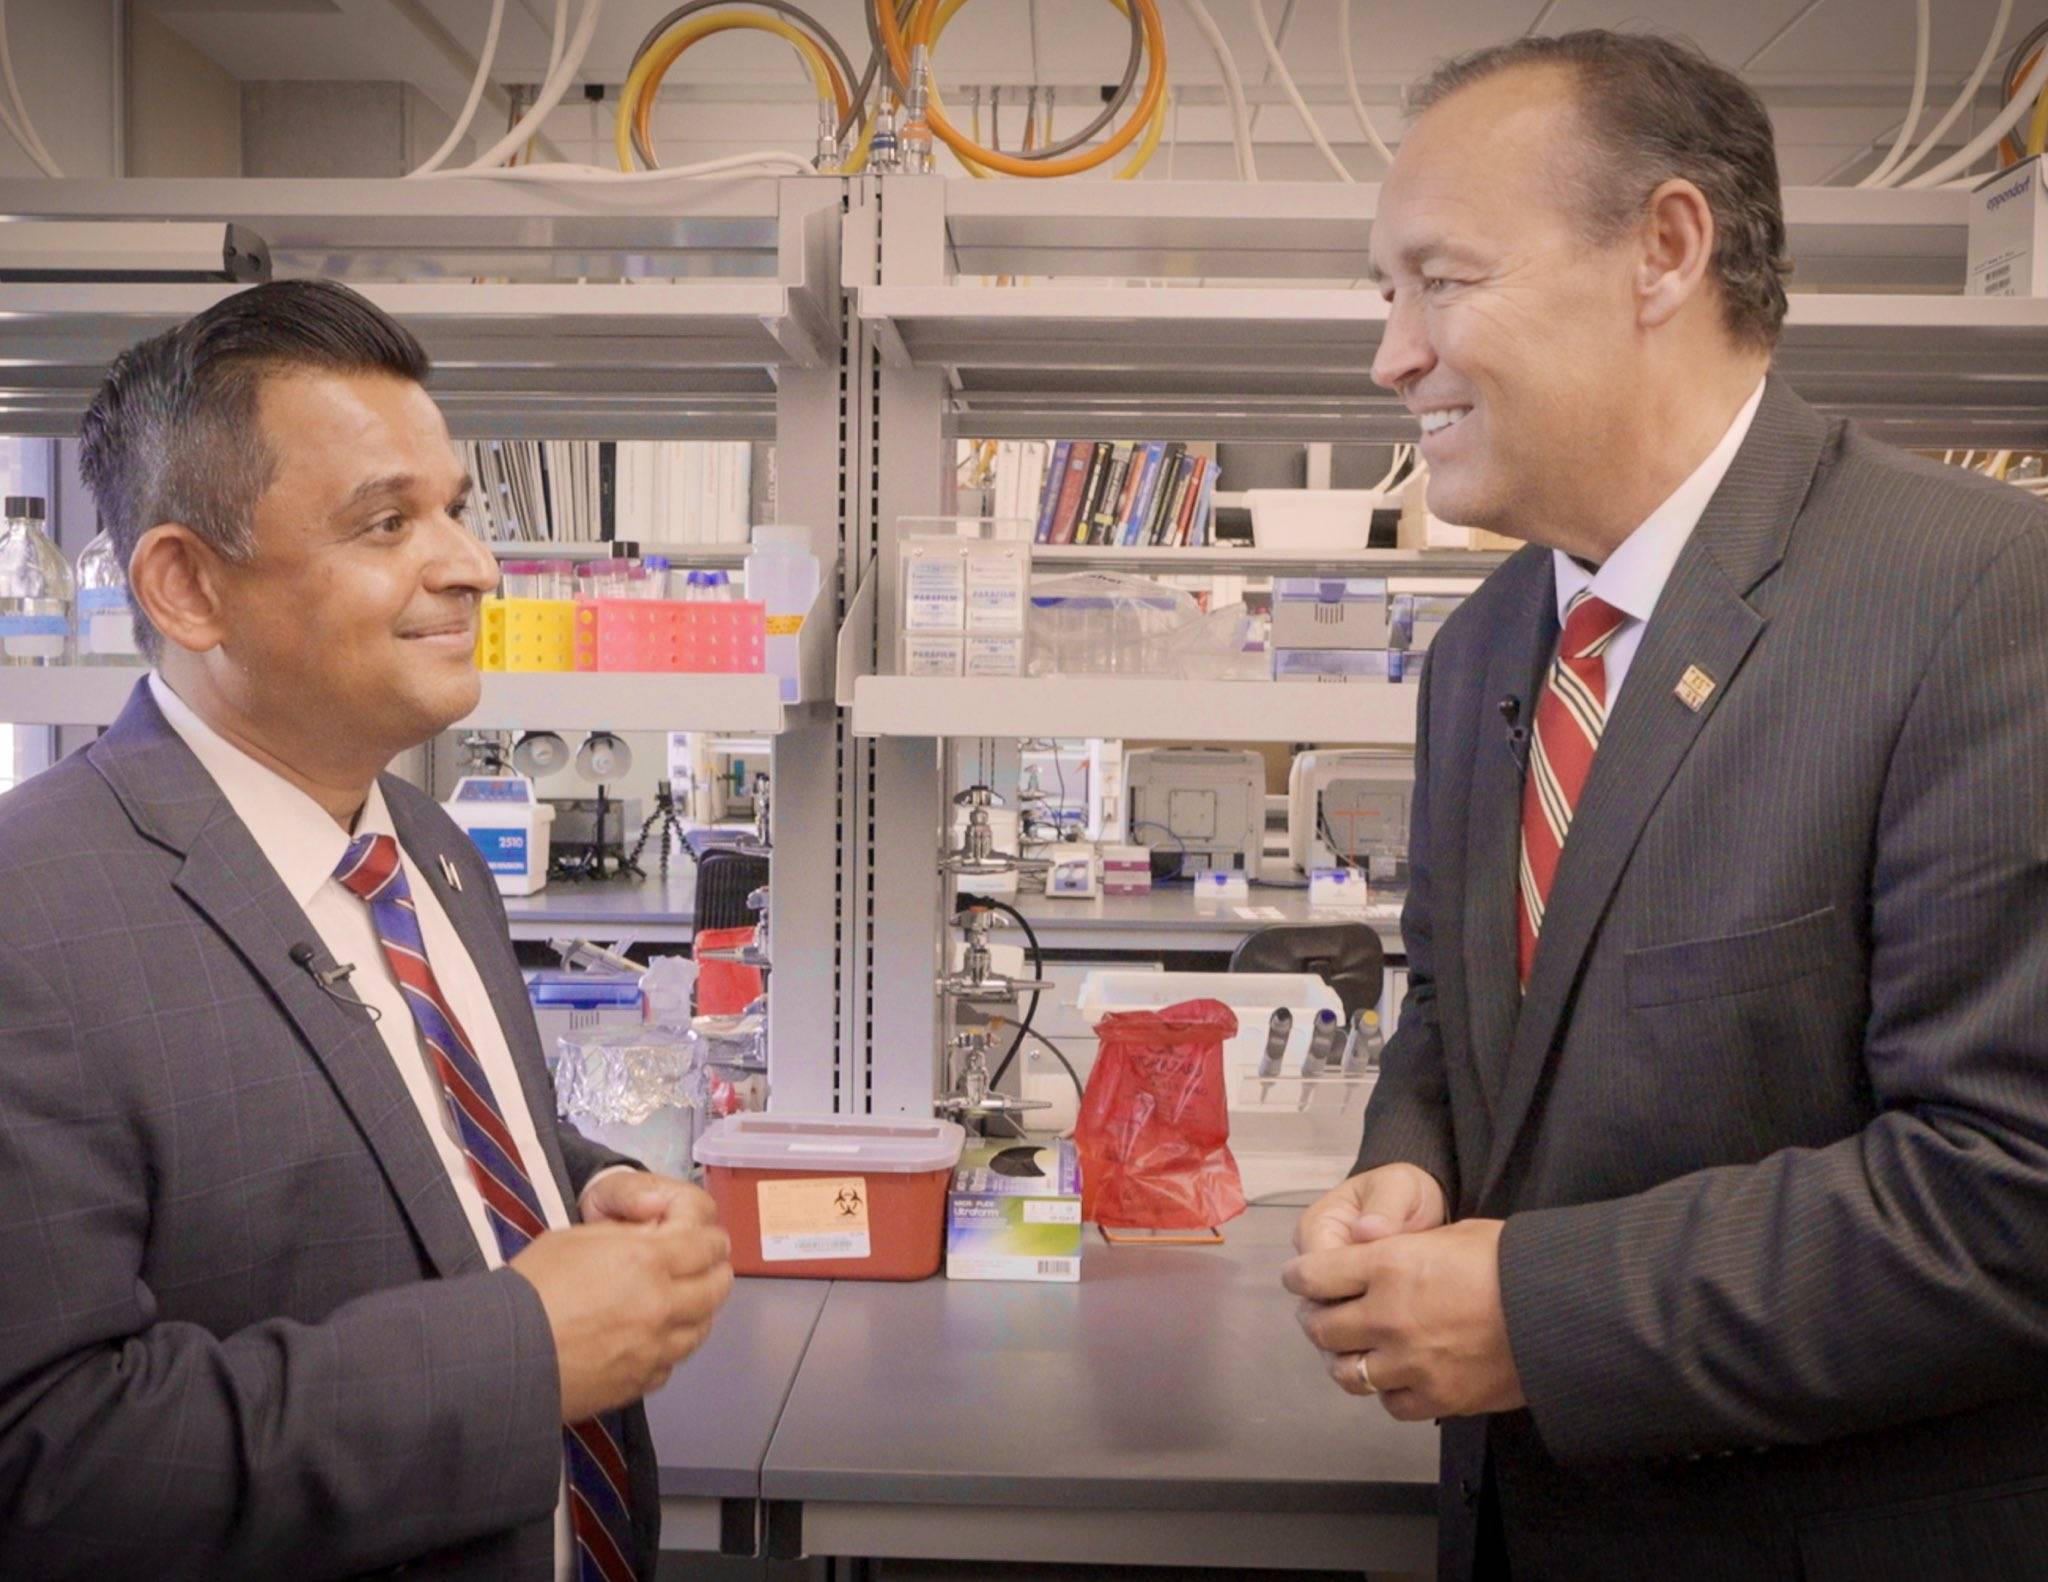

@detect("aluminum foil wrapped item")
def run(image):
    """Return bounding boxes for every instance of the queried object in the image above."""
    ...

[555,1024,701,1178]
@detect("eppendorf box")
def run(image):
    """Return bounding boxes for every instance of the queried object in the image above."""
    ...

[946,1137,1083,1282]
[1969,156,2048,297]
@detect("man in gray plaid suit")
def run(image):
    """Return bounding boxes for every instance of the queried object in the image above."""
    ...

[0,279,732,1579]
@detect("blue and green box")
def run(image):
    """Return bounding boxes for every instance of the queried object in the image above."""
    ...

[945,1138,1083,1283]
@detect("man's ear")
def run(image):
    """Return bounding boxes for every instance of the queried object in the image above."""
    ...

[129,524,229,656]
[1635,177,1716,333]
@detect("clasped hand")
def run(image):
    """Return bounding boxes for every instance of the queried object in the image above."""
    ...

[1282,1163,1526,1421]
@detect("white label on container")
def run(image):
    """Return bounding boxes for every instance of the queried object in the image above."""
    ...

[0,612,65,658]
[1022,1200,1082,1225]
[758,1176,872,1262]
[903,634,964,677]
[904,552,966,631]
[964,635,1024,677]
[964,554,1025,632]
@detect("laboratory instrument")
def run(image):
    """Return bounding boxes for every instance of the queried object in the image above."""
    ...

[1289,751,1413,879]
[1124,748,1265,877]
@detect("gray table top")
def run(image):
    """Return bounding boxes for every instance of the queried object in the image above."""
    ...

[760,1205,1439,1515]
[643,1274,829,1500]
[1015,884,1404,953]
[502,869,698,929]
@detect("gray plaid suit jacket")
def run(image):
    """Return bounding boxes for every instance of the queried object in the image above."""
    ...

[0,683,659,1579]
[1356,376,2048,1580]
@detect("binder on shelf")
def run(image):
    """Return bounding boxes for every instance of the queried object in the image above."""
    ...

[1034,440,1072,543]
[1072,441,1114,545]
[1089,446,1133,544]
[1049,441,1095,543]
[1121,439,1167,545]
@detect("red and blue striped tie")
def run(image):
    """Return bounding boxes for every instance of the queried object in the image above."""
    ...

[335,834,638,1582]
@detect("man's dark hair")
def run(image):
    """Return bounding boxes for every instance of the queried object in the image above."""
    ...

[78,278,431,657]
[1408,30,1792,349]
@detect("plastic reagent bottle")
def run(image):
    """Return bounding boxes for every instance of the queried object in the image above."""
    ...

[75,524,140,665]
[744,525,820,702]
[0,495,72,666]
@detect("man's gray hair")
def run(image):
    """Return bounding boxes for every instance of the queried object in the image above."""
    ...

[1408,30,1792,349]
[78,279,431,658]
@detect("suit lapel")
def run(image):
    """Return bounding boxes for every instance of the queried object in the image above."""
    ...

[385,783,582,1220]
[1465,553,1558,1110]
[1475,377,1836,1209]
[87,684,486,1280]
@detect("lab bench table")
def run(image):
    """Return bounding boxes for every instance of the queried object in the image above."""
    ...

[501,868,697,945]
[758,1206,1439,1573]
[1015,884,1405,961]
[644,1275,829,1557]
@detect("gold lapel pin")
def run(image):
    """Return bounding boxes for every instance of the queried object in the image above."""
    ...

[1675,665,1717,713]
[439,854,463,892]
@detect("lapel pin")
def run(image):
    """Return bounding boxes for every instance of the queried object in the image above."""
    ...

[439,854,463,892]
[1675,665,1717,713]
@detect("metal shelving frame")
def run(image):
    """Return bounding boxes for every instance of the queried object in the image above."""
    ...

[0,174,850,1113]
[841,174,2048,1118]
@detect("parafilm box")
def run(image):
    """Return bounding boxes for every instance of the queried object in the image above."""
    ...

[946,1137,1083,1282]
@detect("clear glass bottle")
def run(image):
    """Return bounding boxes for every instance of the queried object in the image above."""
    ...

[0,495,72,667]
[74,524,140,666]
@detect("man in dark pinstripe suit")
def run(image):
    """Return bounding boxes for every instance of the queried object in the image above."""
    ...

[1282,31,2048,1582]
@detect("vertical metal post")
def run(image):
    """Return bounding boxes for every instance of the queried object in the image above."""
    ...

[766,177,848,1113]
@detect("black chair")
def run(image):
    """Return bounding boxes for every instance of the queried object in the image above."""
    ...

[693,849,770,933]
[1229,922,1385,1023]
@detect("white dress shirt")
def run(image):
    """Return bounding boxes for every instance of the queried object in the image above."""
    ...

[1552,378,1767,708]
[150,674,578,1581]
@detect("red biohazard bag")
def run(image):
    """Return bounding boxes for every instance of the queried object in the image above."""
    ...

[693,926,764,1017]
[1075,998,1245,1230]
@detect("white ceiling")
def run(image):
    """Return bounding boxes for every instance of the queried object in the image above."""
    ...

[140,0,2036,184]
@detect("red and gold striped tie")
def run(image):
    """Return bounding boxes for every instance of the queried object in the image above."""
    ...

[1517,591,1628,988]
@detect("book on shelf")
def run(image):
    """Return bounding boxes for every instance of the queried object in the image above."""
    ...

[1025,438,1219,547]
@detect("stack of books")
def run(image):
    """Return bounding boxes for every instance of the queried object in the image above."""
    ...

[1031,440,1219,546]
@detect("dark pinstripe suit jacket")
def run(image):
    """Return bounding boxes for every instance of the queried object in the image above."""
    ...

[1357,376,2048,1581]
[0,684,659,1579]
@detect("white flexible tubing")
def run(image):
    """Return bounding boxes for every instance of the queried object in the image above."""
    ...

[541,0,567,83]
[1250,0,1352,182]
[410,0,507,176]
[1178,0,1257,181]
[464,0,603,170]
[1881,0,2010,187]
[1339,0,1395,169]
[0,0,59,177]
[416,151,816,182]
[1369,444,1410,494]
[1903,42,2048,188]
[1858,0,1929,187]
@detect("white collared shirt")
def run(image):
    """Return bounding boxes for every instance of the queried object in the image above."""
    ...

[149,674,577,1582]
[1552,378,1767,708]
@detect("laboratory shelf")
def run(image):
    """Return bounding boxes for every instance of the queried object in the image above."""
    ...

[1029,544,1508,577]
[0,574,836,735]
[858,282,2048,447]
[850,672,1418,746]
[920,179,1968,292]
[0,175,840,439]
[0,667,791,731]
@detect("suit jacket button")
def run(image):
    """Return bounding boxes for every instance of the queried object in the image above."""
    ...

[1461,1475,1481,1504]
